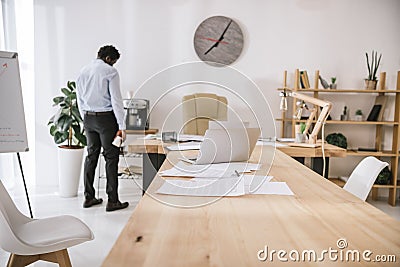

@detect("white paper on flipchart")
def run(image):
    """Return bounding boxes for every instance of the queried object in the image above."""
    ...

[156,177,245,197]
[159,161,261,178]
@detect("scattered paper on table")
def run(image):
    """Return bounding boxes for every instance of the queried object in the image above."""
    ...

[159,161,261,178]
[250,181,294,195]
[166,142,201,151]
[156,177,245,197]
[177,134,204,142]
[256,140,288,147]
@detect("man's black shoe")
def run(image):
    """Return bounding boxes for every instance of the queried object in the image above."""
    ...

[83,197,103,208]
[106,201,129,212]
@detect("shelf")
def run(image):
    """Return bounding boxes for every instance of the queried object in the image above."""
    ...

[371,184,395,189]
[278,88,400,94]
[346,150,398,157]
[277,118,398,125]
[328,178,395,189]
[280,70,400,206]
[328,178,345,187]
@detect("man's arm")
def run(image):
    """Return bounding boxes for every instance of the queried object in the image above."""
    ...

[109,72,127,139]
[76,76,85,120]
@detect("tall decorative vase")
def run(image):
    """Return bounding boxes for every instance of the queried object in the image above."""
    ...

[57,147,84,197]
[365,80,377,90]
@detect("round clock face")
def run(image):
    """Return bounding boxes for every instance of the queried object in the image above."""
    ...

[194,16,244,66]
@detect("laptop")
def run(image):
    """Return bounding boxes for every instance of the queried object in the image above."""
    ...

[188,127,260,165]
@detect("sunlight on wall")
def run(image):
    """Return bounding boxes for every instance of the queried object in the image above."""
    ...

[0,0,35,189]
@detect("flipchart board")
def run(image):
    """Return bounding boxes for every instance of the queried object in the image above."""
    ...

[0,51,29,153]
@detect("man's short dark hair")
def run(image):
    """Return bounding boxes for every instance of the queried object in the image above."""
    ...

[97,45,120,61]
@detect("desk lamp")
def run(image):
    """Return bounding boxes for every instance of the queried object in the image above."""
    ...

[280,88,332,147]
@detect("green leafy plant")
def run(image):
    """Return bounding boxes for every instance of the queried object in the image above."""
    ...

[331,77,336,84]
[355,109,363,116]
[48,81,86,147]
[300,122,306,134]
[326,133,347,149]
[365,50,382,81]
[375,166,391,185]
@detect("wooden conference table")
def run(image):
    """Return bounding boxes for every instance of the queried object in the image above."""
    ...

[127,139,346,193]
[103,145,398,266]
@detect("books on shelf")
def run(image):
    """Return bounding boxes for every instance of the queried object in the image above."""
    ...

[299,70,310,89]
[366,95,387,121]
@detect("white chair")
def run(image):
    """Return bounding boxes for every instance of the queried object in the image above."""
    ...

[343,156,388,201]
[0,180,94,267]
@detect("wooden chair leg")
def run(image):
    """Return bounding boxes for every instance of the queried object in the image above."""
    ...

[7,249,72,267]
[7,254,39,267]
[55,249,72,267]
[40,249,72,267]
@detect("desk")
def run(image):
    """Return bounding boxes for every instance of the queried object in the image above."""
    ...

[103,146,399,266]
[278,143,346,178]
[128,139,346,192]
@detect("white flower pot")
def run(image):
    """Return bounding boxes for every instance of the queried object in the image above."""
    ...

[355,115,363,121]
[57,146,84,197]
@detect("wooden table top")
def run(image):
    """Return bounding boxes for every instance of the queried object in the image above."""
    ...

[127,139,347,158]
[103,146,398,266]
[126,129,158,135]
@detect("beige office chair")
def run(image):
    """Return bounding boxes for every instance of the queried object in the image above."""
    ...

[343,156,388,201]
[0,180,94,267]
[182,93,228,135]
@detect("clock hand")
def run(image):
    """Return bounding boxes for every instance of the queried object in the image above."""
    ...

[204,19,233,55]
[200,36,229,44]
[217,19,232,43]
[204,42,218,55]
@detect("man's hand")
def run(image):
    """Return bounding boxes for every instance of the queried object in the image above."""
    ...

[116,130,126,141]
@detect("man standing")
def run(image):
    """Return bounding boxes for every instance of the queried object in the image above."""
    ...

[76,45,129,212]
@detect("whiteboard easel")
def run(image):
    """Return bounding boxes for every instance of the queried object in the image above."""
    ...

[0,51,32,218]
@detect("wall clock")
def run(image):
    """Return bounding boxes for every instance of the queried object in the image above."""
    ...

[194,16,244,66]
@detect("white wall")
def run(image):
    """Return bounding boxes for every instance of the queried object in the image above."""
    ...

[34,0,400,186]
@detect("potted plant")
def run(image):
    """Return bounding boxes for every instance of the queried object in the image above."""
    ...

[295,122,307,143]
[48,81,87,197]
[355,109,363,121]
[365,50,382,90]
[329,77,337,89]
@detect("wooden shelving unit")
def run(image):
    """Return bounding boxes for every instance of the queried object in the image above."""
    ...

[278,69,400,206]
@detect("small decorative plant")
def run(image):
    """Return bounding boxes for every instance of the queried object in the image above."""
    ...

[48,81,87,148]
[355,109,363,121]
[300,122,306,134]
[365,50,382,81]
[330,77,337,89]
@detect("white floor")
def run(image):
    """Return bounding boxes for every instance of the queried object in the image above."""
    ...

[0,178,399,267]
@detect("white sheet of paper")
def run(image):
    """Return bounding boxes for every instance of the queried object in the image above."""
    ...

[159,161,262,178]
[177,134,204,142]
[256,140,289,147]
[166,142,201,151]
[156,177,245,197]
[192,175,273,194]
[250,182,294,195]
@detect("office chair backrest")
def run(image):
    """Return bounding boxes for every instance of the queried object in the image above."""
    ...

[0,180,32,253]
[182,93,227,135]
[343,156,388,201]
